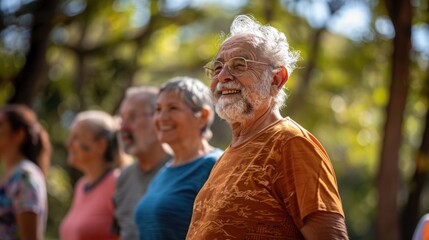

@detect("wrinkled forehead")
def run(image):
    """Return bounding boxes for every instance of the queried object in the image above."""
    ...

[216,34,265,61]
[120,95,153,113]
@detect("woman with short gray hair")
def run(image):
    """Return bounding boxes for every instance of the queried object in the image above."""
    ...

[134,76,223,240]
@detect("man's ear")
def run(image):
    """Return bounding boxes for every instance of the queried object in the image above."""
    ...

[272,66,288,89]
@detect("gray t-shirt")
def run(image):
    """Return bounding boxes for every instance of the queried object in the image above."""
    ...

[113,160,166,240]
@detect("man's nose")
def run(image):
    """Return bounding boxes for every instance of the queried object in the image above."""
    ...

[217,65,233,83]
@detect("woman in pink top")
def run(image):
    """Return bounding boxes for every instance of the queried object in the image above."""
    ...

[60,111,120,240]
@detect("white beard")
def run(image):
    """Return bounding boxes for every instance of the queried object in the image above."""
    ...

[214,70,272,123]
[215,93,250,123]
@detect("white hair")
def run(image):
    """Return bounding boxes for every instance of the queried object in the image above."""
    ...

[225,15,300,110]
[73,110,118,132]
[123,86,159,112]
[72,110,120,162]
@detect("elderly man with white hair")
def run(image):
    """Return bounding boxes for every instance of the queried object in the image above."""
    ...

[186,15,348,239]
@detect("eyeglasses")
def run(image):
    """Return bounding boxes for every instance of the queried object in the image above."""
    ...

[204,57,271,79]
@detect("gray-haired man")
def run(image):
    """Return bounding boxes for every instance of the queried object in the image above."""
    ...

[113,86,170,240]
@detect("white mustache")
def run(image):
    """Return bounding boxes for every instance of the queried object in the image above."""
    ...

[216,82,243,91]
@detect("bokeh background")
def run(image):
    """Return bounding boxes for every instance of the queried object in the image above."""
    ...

[0,0,428,239]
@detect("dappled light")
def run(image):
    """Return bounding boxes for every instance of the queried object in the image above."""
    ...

[0,0,428,239]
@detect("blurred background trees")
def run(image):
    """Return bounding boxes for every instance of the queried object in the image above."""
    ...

[0,0,428,239]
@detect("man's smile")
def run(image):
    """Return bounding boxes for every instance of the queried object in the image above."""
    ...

[221,89,240,95]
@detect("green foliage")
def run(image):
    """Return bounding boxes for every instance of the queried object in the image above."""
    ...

[0,0,428,239]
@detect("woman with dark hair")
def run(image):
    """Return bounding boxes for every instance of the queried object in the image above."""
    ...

[60,110,120,240]
[0,104,51,240]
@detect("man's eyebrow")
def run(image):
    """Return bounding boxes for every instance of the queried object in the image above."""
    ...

[214,56,223,62]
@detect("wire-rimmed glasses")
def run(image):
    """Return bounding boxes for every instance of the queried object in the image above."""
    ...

[204,57,271,79]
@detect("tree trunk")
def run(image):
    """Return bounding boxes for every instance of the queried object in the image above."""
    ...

[75,52,86,111]
[8,0,58,105]
[401,72,429,240]
[263,0,275,22]
[376,0,412,239]
[286,27,324,116]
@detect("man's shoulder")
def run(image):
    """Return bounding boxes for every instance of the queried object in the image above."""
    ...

[118,162,139,179]
[267,117,310,141]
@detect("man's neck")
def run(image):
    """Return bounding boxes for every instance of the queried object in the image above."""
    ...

[230,108,282,147]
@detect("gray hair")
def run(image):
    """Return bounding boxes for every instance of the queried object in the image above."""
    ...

[226,15,300,110]
[124,86,159,113]
[72,110,119,162]
[159,76,214,140]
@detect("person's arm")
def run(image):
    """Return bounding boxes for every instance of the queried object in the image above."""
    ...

[300,211,349,240]
[16,211,41,240]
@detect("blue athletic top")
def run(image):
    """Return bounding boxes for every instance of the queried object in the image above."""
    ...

[134,148,223,240]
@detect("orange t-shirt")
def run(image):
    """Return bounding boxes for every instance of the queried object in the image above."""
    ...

[186,117,344,239]
[423,223,429,240]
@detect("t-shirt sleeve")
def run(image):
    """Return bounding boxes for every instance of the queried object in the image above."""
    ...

[11,172,44,215]
[276,135,344,229]
[113,169,126,206]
